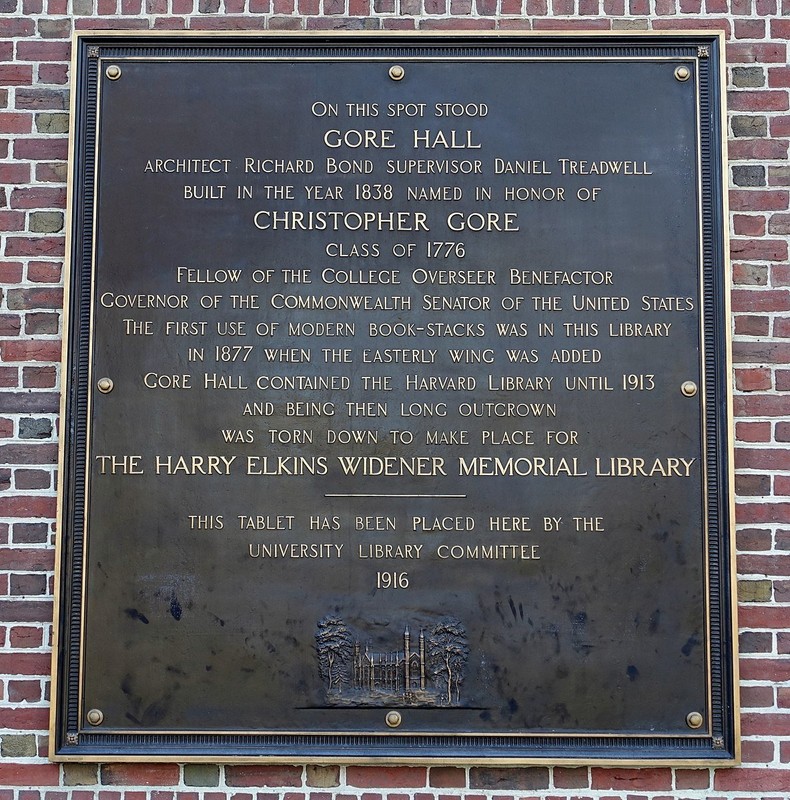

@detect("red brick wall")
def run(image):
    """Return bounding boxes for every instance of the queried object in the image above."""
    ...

[1,2,788,797]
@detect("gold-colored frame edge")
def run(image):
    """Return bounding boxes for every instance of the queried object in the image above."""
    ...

[717,26,741,765]
[49,30,84,760]
[72,28,725,37]
[52,29,737,766]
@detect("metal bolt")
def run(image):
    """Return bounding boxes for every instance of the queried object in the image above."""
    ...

[97,377,114,394]
[681,380,698,397]
[385,710,402,728]
[674,65,691,82]
[686,711,704,729]
[389,65,405,81]
[86,708,104,726]
[106,65,122,81]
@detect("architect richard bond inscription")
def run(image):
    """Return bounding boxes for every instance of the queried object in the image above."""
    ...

[52,33,737,763]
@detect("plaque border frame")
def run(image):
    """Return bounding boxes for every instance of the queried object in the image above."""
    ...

[51,30,738,765]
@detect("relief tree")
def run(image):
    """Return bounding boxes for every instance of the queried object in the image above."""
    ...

[315,615,352,694]
[428,618,469,705]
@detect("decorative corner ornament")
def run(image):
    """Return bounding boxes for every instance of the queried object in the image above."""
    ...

[87,46,100,58]
[698,45,710,58]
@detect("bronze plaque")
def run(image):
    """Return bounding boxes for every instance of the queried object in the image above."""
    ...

[53,33,737,763]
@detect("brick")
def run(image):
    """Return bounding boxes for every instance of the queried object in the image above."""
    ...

[715,768,790,790]
[738,501,790,524]
[770,166,790,187]
[101,765,181,786]
[8,288,64,310]
[35,163,68,184]
[533,17,610,28]
[739,631,772,652]
[429,768,466,788]
[728,42,788,63]
[736,368,772,391]
[12,522,49,544]
[0,64,33,84]
[742,739,775,764]
[420,16,497,26]
[10,626,44,647]
[0,707,50,729]
[305,767,339,788]
[740,606,790,628]
[183,765,219,787]
[773,116,790,137]
[590,768,672,790]
[0,764,59,786]
[15,40,70,60]
[225,767,303,787]
[0,392,60,413]
[12,138,68,161]
[770,66,790,88]
[731,189,790,214]
[731,115,768,137]
[553,767,589,788]
[347,768,427,788]
[24,312,59,335]
[0,494,57,518]
[13,468,50,491]
[23,366,57,388]
[674,769,710,789]
[769,213,790,235]
[733,214,766,236]
[468,768,549,790]
[732,165,766,187]
[736,394,790,417]
[735,473,771,496]
[10,186,67,209]
[738,579,772,601]
[733,289,790,312]
[29,211,65,233]
[733,264,766,287]
[27,261,63,283]
[37,17,72,37]
[6,237,65,257]
[730,138,788,160]
[0,734,37,758]
[61,765,98,787]
[8,680,41,702]
[15,88,68,111]
[0,313,21,336]
[0,113,32,134]
[0,340,62,362]
[735,19,765,38]
[0,163,31,183]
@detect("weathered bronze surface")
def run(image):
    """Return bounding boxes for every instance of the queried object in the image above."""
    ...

[52,32,736,763]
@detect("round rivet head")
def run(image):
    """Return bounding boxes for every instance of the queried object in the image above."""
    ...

[681,380,698,398]
[389,65,405,81]
[97,377,114,394]
[106,65,122,80]
[674,65,691,82]
[686,711,704,729]
[385,710,402,728]
[86,708,104,726]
